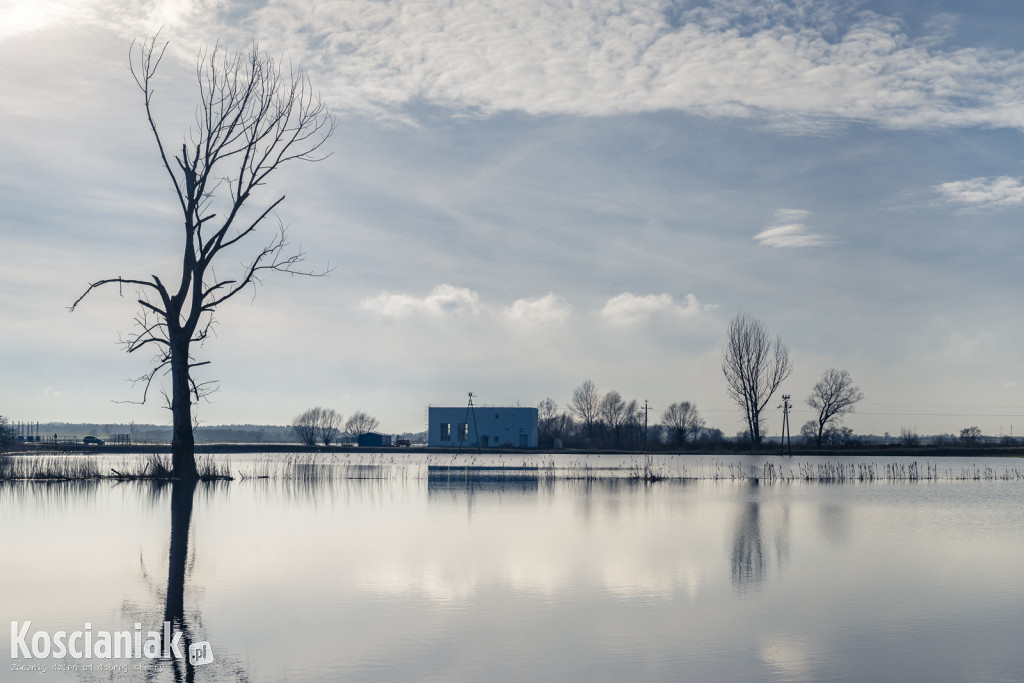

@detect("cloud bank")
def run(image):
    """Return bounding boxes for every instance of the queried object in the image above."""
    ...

[359,285,712,327]
[9,0,1024,131]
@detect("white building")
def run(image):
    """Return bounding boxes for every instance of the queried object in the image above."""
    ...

[427,406,538,448]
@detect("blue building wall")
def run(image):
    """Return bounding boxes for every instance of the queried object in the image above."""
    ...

[427,406,538,448]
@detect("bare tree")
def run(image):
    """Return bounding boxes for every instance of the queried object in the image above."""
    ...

[70,36,334,479]
[959,426,982,445]
[292,407,323,447]
[806,368,863,446]
[622,398,644,449]
[537,398,576,448]
[722,313,792,448]
[537,398,560,446]
[569,380,600,441]
[345,411,380,439]
[599,390,627,448]
[317,408,343,446]
[799,420,818,444]
[662,402,705,447]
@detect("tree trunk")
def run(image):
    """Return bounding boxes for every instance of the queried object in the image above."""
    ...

[170,335,198,480]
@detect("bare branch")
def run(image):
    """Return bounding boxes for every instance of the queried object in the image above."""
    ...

[69,277,165,313]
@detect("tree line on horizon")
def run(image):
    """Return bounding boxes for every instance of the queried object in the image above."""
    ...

[536,384,712,450]
[290,408,383,447]
[542,313,868,451]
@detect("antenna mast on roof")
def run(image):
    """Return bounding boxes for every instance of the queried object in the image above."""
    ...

[459,392,481,453]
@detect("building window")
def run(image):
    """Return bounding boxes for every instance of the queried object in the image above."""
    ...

[440,423,451,441]
[458,423,469,441]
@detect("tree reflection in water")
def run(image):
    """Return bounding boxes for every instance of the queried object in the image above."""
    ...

[731,501,766,589]
[730,483,792,590]
[165,479,196,683]
[126,479,248,682]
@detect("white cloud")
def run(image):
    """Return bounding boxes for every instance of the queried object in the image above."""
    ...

[935,176,1024,208]
[128,1,1024,132]
[600,292,712,326]
[12,1,1024,131]
[358,284,480,318]
[503,294,570,326]
[754,209,830,248]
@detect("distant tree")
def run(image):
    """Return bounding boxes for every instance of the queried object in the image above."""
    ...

[693,427,726,449]
[662,402,705,447]
[799,420,818,444]
[900,428,920,447]
[959,426,982,445]
[623,398,645,449]
[823,425,855,447]
[345,411,380,439]
[570,380,600,441]
[546,411,577,448]
[316,408,343,446]
[721,313,792,448]
[292,408,324,447]
[70,36,335,480]
[806,369,864,446]
[0,415,16,450]
[538,398,565,447]
[599,390,627,448]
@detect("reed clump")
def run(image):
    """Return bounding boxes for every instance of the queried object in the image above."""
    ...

[0,455,101,480]
[109,453,174,479]
[628,455,665,482]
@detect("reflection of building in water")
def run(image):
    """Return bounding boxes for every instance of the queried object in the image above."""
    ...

[427,406,538,448]
[427,467,540,498]
[427,468,540,515]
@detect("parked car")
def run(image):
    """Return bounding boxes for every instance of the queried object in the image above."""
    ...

[82,436,105,446]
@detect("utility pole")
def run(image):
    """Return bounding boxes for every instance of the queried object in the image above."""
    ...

[779,395,792,456]
[460,392,480,453]
[641,400,652,451]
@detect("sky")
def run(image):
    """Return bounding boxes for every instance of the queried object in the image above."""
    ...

[2,0,1024,437]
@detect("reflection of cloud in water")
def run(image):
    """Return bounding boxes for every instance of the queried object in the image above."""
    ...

[601,562,702,600]
[354,480,712,603]
[357,563,479,604]
[356,557,705,604]
[760,635,813,679]
[356,558,573,602]
[819,504,851,545]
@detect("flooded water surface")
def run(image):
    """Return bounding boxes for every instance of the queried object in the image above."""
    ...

[2,453,1023,682]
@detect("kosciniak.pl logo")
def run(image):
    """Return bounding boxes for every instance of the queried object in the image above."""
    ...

[10,621,213,666]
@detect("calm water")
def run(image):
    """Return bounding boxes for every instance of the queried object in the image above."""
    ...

[2,453,1023,682]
